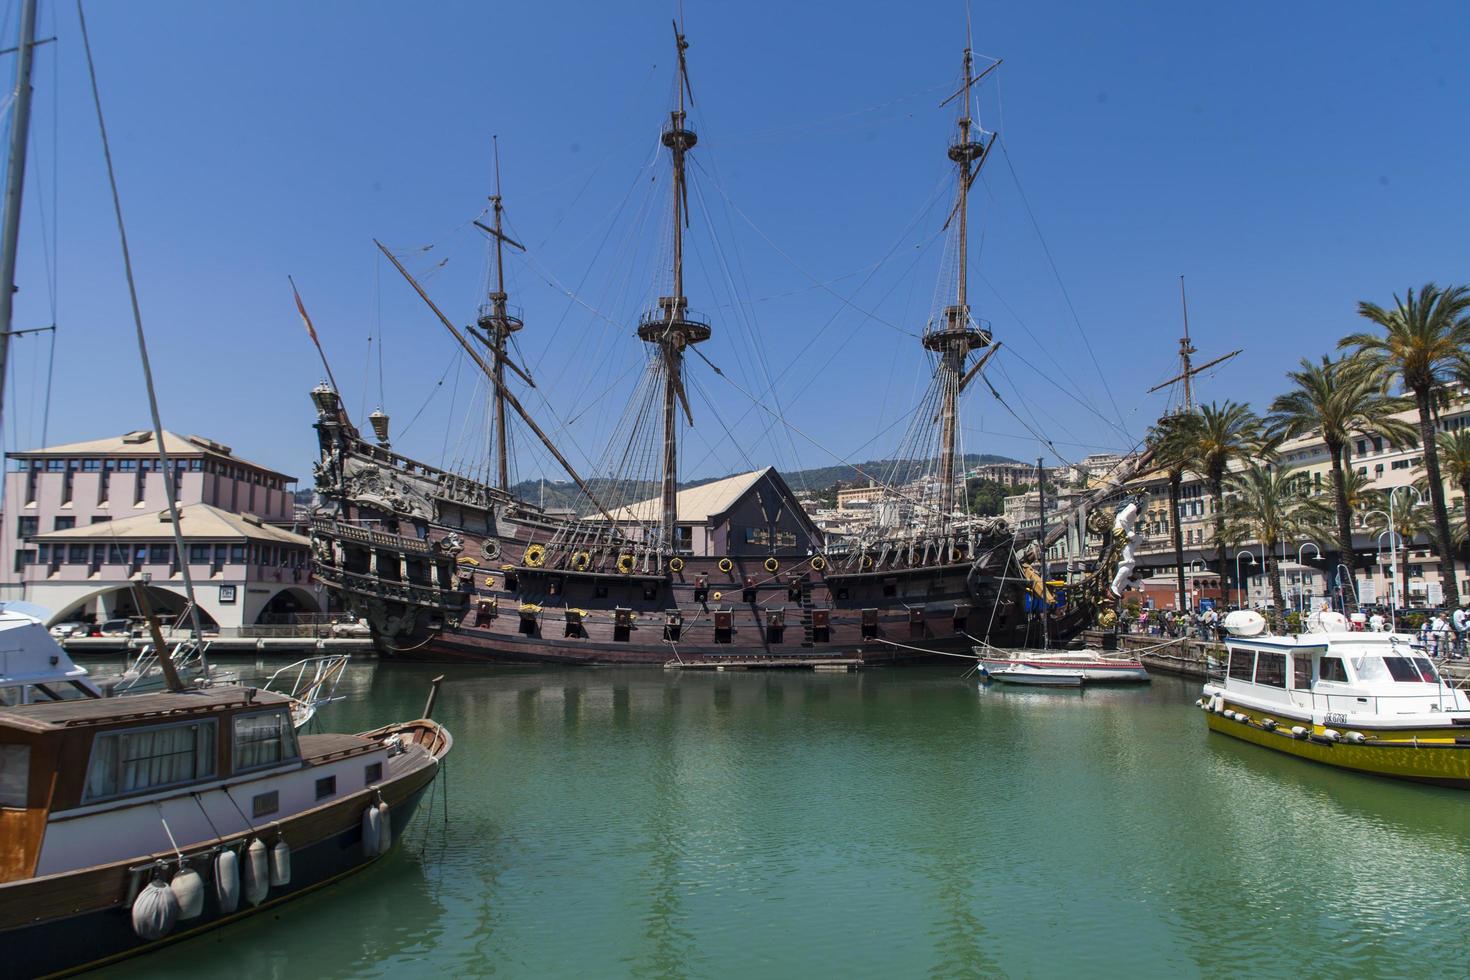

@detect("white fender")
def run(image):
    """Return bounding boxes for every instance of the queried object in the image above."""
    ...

[214,848,240,914]
[362,804,382,856]
[376,800,392,855]
[242,838,270,906]
[169,866,205,920]
[131,877,179,941]
[269,838,291,887]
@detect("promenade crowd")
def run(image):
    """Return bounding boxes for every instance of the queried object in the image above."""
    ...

[1118,602,1470,659]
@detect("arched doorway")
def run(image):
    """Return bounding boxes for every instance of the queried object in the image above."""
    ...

[51,585,219,631]
[255,587,322,626]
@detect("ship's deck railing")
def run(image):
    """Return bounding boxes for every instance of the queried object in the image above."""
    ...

[312,517,433,555]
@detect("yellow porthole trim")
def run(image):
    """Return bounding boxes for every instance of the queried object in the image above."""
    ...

[861,555,874,570]
[571,551,591,571]
[718,557,733,573]
[669,556,685,573]
[523,544,546,567]
[617,553,636,574]
[811,555,827,572]
[764,557,779,574]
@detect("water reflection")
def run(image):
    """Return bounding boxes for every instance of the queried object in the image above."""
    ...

[106,659,1470,979]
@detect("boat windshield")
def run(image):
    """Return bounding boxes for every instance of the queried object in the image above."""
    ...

[1351,655,1434,683]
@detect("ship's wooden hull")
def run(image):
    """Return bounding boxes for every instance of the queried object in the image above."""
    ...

[307,418,1109,667]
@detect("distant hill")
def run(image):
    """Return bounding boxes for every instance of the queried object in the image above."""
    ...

[508,453,1020,515]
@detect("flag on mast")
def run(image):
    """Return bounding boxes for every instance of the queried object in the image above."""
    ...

[289,274,341,397]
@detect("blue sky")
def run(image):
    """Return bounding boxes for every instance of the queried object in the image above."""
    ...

[3,1,1469,486]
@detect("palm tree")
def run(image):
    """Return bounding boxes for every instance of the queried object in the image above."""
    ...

[1220,462,1327,625]
[1342,283,1470,607]
[1192,400,1265,584]
[1437,429,1470,557]
[1266,355,1415,611]
[1362,487,1433,609]
[1147,411,1204,614]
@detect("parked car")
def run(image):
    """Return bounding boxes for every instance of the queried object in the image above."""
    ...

[48,621,87,639]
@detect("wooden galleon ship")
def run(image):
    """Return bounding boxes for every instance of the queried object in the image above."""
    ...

[307,28,1140,666]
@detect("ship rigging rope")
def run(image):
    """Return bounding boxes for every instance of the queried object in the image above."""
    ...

[995,135,1130,439]
[874,638,981,661]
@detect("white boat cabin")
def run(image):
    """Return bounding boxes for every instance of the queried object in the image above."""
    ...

[1221,632,1470,724]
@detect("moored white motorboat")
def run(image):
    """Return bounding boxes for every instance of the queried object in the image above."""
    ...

[1200,609,1470,787]
[983,662,1085,687]
[977,649,1150,684]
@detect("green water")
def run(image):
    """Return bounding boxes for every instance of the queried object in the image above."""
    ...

[99,659,1470,979]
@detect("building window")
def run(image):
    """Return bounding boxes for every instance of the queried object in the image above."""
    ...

[83,720,217,801]
[68,545,89,564]
[232,710,300,772]
[53,517,74,531]
[1356,439,1366,456]
[12,549,34,572]
[229,545,246,564]
[17,515,36,539]
[315,775,336,800]
[189,544,210,563]
[149,543,172,565]
[1391,459,1409,471]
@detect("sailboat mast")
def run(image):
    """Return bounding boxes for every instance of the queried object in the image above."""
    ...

[473,136,525,494]
[1177,275,1196,414]
[490,139,511,492]
[928,45,991,524]
[638,18,710,557]
[0,0,38,439]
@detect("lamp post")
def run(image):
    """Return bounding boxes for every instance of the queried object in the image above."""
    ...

[1234,551,1255,610]
[1297,542,1321,617]
[1372,525,1401,632]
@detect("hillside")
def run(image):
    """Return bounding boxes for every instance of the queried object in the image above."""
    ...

[507,453,1020,514]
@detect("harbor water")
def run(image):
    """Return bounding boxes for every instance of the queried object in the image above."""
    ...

[102,658,1470,978]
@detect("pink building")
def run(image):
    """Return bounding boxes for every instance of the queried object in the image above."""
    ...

[0,430,315,630]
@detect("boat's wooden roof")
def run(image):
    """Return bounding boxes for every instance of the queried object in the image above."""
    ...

[0,686,294,733]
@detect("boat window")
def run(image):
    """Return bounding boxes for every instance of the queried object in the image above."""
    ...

[1351,656,1405,683]
[1228,649,1256,681]
[1292,655,1312,689]
[232,710,300,772]
[1318,657,1348,683]
[84,720,217,802]
[1255,652,1286,688]
[0,744,30,807]
[1379,657,1426,683]
[1413,659,1440,683]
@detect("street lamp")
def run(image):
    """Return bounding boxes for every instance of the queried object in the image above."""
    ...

[1234,551,1256,610]
[1296,542,1321,616]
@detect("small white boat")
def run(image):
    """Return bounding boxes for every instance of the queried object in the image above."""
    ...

[983,663,1085,687]
[977,649,1150,684]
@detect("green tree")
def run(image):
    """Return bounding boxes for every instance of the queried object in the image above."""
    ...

[1362,486,1433,609]
[1266,355,1415,610]
[1147,412,1204,613]
[1192,400,1266,586]
[1436,430,1470,554]
[1220,462,1328,624]
[1342,283,1470,607]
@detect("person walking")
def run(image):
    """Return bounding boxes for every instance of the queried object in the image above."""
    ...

[1368,609,1386,633]
[1452,603,1469,659]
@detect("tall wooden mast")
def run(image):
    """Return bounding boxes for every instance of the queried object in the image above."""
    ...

[472,137,525,493]
[637,18,709,554]
[928,46,995,522]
